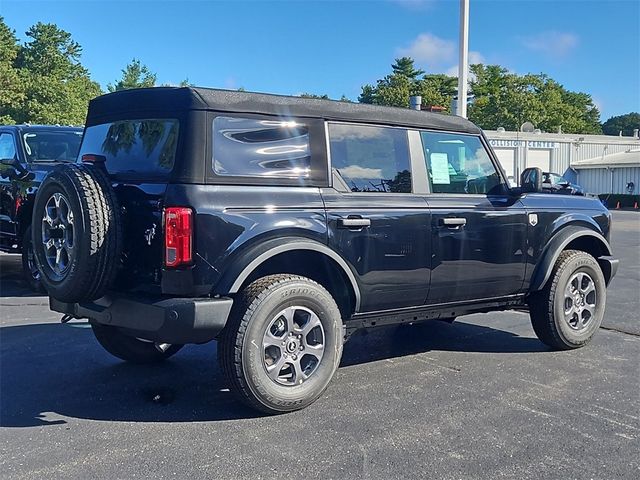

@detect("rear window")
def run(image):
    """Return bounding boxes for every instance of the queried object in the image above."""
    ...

[23,130,83,162]
[79,119,179,177]
[213,116,311,178]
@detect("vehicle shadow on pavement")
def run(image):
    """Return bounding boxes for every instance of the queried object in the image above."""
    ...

[341,319,548,367]
[0,254,43,299]
[0,319,547,427]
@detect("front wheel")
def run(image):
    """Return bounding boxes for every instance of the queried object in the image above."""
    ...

[529,250,606,350]
[91,323,183,364]
[218,274,344,414]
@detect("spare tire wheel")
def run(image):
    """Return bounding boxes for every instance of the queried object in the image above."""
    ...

[32,164,122,303]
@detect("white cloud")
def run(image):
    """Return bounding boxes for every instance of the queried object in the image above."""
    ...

[339,165,383,179]
[521,31,579,58]
[445,51,485,76]
[390,0,435,10]
[592,97,604,112]
[224,76,238,89]
[397,33,456,65]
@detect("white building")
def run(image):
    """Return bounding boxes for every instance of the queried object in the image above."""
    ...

[572,149,640,196]
[484,130,640,194]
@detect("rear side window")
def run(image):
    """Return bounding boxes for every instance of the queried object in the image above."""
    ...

[328,123,411,193]
[213,116,311,178]
[79,119,179,177]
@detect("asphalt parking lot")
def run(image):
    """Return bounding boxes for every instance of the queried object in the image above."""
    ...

[1,211,638,479]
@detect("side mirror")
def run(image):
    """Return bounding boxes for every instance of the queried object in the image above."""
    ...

[0,157,33,181]
[520,167,542,193]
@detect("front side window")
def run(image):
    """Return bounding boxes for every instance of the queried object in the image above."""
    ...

[213,116,311,178]
[421,132,501,194]
[328,123,411,193]
[23,130,82,162]
[78,119,179,176]
[0,133,16,160]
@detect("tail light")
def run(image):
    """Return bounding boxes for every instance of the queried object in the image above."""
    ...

[164,207,193,268]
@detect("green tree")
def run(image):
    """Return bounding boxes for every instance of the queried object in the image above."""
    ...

[299,93,351,102]
[0,17,24,124]
[299,93,330,99]
[416,74,457,111]
[358,58,456,112]
[391,57,424,81]
[371,73,413,107]
[468,65,601,134]
[108,58,156,92]
[12,21,102,124]
[602,112,640,136]
[358,84,376,104]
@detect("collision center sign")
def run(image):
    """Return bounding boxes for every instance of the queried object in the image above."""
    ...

[489,139,558,149]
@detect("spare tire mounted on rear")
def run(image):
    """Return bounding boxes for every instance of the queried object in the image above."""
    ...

[32,164,122,303]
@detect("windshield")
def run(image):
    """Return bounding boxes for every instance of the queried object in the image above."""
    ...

[22,130,83,162]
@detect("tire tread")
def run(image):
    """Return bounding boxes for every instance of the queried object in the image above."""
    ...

[218,274,338,413]
[530,249,599,350]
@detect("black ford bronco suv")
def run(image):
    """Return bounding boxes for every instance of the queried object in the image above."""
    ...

[29,87,618,413]
[0,125,83,291]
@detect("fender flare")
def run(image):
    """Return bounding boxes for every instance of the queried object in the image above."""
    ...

[529,226,613,292]
[215,237,362,311]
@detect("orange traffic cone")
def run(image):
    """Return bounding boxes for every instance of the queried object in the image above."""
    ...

[615,201,621,209]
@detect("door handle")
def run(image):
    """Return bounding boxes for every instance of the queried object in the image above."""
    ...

[338,216,371,229]
[439,217,466,228]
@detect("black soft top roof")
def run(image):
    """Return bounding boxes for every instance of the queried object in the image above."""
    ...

[86,87,481,134]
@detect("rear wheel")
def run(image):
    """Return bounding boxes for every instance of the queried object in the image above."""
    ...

[529,250,606,350]
[21,226,45,293]
[218,274,344,413]
[91,323,183,364]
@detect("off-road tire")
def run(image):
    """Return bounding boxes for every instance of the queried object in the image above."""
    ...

[529,250,606,350]
[32,164,122,302]
[91,323,183,364]
[21,226,45,293]
[218,274,344,414]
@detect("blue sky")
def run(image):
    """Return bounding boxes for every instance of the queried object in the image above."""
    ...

[2,0,639,120]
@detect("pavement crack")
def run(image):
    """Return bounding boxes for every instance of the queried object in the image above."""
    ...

[599,325,640,338]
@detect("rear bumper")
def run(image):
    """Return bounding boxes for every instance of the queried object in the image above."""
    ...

[50,294,233,344]
[597,256,619,286]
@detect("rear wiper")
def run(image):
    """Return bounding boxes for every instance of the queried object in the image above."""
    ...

[36,158,74,163]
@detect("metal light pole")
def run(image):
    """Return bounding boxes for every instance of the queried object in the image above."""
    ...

[457,0,469,118]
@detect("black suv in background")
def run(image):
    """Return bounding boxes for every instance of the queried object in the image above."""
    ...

[542,171,585,196]
[0,125,83,291]
[30,88,617,413]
